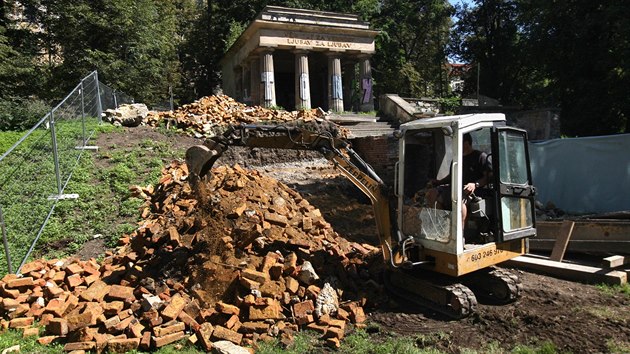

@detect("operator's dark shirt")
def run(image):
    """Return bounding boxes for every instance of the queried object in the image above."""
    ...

[438,150,491,185]
[462,150,491,184]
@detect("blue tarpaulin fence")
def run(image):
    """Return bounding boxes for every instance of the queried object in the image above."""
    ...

[530,133,630,214]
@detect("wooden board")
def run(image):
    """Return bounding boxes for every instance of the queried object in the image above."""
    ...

[549,220,575,262]
[504,255,627,285]
[531,220,630,254]
[602,255,628,268]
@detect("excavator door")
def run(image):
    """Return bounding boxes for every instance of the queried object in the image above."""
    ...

[491,127,536,242]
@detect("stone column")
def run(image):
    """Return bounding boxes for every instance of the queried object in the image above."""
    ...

[342,61,356,111]
[249,56,260,105]
[294,50,311,110]
[327,53,344,112]
[359,55,374,112]
[260,49,276,108]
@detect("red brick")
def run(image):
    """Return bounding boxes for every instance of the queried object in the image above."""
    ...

[102,301,125,315]
[65,263,84,275]
[196,323,214,351]
[108,285,135,301]
[161,294,187,320]
[63,342,95,351]
[240,321,269,334]
[292,300,314,318]
[140,331,151,350]
[178,311,200,331]
[9,317,34,328]
[7,277,34,288]
[20,261,44,274]
[46,318,68,336]
[40,313,54,326]
[107,338,140,353]
[80,280,110,302]
[1,298,20,310]
[154,322,185,337]
[212,325,243,345]
[37,335,60,345]
[249,300,283,321]
[66,311,93,332]
[216,301,240,316]
[242,268,268,284]
[128,320,145,339]
[153,331,186,348]
[65,274,83,288]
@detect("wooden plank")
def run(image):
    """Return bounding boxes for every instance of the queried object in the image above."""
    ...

[602,255,628,268]
[549,220,575,262]
[504,255,627,285]
[537,220,630,241]
[529,240,630,254]
[533,220,630,254]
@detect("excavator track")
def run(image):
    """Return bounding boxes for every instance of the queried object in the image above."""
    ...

[384,269,478,319]
[461,267,522,304]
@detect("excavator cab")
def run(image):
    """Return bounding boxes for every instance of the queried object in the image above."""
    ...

[396,113,536,277]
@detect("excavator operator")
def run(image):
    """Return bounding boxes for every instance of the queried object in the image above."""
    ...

[426,132,492,224]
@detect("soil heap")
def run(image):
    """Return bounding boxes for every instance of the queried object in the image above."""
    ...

[0,161,384,352]
[144,95,348,138]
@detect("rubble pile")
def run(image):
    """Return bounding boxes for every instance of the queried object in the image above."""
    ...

[0,161,384,352]
[104,103,150,127]
[144,95,349,139]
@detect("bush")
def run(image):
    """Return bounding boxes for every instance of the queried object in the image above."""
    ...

[0,97,49,131]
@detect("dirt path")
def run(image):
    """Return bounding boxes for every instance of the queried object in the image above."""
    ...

[87,126,629,353]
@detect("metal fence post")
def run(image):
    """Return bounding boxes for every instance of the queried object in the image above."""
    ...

[95,71,103,124]
[49,109,63,196]
[113,90,118,109]
[80,79,86,146]
[0,205,13,274]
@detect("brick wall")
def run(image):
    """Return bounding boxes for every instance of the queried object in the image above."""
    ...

[351,136,399,185]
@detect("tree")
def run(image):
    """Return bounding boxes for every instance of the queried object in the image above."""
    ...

[520,0,629,136]
[372,0,453,98]
[450,0,528,103]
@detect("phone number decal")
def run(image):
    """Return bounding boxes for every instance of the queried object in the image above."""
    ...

[470,248,503,262]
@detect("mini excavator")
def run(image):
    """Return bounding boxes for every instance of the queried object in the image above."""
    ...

[186,113,536,318]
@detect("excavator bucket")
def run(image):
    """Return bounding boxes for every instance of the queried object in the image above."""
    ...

[185,144,222,180]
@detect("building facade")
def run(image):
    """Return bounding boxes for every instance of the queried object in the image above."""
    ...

[221,6,378,112]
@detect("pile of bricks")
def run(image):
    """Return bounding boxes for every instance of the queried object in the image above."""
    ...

[144,95,343,139]
[0,161,383,352]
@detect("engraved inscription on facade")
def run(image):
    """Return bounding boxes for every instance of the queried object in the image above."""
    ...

[284,31,353,49]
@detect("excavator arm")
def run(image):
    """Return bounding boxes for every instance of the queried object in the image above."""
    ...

[185,124,400,264]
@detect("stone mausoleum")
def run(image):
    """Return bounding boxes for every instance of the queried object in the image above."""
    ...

[221,6,378,112]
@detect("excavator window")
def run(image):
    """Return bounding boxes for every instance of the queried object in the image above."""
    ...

[401,128,453,244]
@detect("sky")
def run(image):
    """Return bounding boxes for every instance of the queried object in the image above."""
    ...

[448,0,473,8]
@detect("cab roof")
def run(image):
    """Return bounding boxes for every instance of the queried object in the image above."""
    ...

[400,113,506,132]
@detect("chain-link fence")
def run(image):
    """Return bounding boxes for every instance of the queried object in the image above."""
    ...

[0,70,132,274]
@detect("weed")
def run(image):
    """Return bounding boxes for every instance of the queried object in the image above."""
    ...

[0,328,63,353]
[597,283,630,298]
[606,339,630,353]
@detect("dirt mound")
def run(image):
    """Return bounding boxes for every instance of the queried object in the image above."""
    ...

[144,94,348,139]
[0,161,384,352]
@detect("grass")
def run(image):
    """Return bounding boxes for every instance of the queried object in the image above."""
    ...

[597,283,630,298]
[0,119,187,274]
[0,328,63,353]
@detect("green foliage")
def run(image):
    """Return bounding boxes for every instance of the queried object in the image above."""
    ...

[596,283,630,298]
[372,0,453,99]
[256,330,318,354]
[438,96,461,115]
[0,97,49,131]
[451,0,630,136]
[0,328,63,353]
